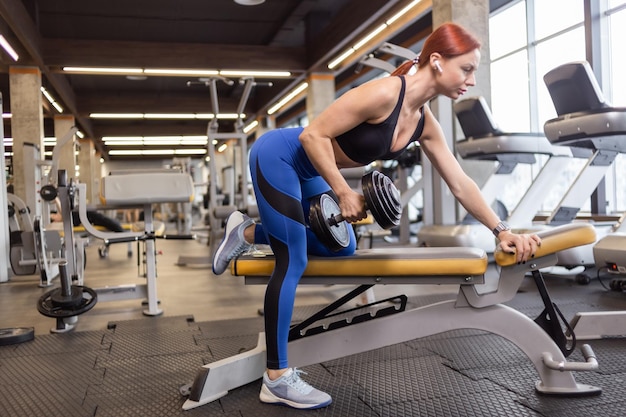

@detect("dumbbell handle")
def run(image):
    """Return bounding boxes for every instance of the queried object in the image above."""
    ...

[328,213,344,227]
[327,202,370,227]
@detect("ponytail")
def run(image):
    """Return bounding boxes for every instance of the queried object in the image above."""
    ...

[390,57,418,77]
[390,22,480,76]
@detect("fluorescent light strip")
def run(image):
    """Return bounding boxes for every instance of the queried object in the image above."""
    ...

[243,120,258,133]
[0,35,18,61]
[4,136,57,146]
[267,82,308,115]
[63,67,291,78]
[353,24,387,50]
[90,113,245,120]
[41,87,64,113]
[109,149,207,156]
[63,67,144,74]
[327,0,422,70]
[143,69,219,76]
[103,135,208,146]
[220,70,291,77]
[386,0,422,25]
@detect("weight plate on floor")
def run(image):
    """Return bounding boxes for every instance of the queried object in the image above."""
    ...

[37,285,98,318]
[0,327,35,346]
[309,193,350,252]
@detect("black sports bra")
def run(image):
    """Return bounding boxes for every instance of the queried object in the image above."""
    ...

[335,75,425,165]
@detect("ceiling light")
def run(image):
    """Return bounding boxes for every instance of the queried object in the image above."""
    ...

[219,70,290,78]
[0,35,19,61]
[63,67,290,78]
[144,68,219,76]
[234,0,265,5]
[267,82,308,115]
[327,0,424,70]
[40,87,63,113]
[243,120,258,133]
[63,67,143,74]
[90,113,244,120]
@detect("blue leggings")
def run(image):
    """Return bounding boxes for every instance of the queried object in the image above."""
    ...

[249,127,357,369]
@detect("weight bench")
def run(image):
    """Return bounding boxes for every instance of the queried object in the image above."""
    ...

[182,222,601,410]
[77,170,194,316]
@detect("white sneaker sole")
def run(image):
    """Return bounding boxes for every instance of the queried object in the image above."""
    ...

[259,384,331,409]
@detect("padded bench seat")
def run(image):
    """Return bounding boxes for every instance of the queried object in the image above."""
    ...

[233,247,488,285]
[100,171,194,206]
[233,223,596,286]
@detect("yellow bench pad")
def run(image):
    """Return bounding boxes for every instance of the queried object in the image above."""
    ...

[494,223,597,267]
[232,247,488,277]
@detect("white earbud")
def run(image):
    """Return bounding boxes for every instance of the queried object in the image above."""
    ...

[434,61,443,73]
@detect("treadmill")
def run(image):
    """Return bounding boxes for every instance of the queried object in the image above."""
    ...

[543,61,626,339]
[543,61,626,275]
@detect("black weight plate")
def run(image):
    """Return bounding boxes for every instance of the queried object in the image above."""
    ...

[37,285,98,318]
[9,244,37,276]
[380,174,402,215]
[375,174,401,227]
[0,327,35,346]
[362,171,401,229]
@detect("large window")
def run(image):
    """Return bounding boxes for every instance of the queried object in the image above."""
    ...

[488,0,626,216]
[608,1,626,212]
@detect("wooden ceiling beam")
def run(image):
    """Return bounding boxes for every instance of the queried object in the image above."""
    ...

[309,0,403,69]
[94,122,209,138]
[0,0,105,156]
[76,92,242,114]
[43,39,307,72]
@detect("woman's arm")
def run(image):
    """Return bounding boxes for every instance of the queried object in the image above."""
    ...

[299,77,400,222]
[419,106,540,261]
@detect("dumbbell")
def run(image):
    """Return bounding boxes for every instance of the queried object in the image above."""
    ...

[309,171,402,251]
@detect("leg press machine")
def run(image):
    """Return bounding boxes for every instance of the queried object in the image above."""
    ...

[182,222,602,411]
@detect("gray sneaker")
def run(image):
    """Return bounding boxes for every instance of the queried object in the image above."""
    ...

[259,368,332,409]
[212,211,254,275]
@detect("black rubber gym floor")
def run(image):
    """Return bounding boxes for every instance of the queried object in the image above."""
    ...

[1,277,625,417]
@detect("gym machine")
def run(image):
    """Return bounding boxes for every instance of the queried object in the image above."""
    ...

[8,127,85,286]
[542,61,626,339]
[33,168,195,332]
[36,170,96,333]
[177,76,269,267]
[77,169,195,316]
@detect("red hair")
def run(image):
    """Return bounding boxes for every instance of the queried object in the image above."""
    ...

[391,22,481,76]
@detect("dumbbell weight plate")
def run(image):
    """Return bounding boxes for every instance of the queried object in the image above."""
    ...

[362,171,401,229]
[377,173,401,224]
[309,193,351,252]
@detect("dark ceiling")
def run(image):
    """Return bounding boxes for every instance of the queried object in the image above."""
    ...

[0,0,436,160]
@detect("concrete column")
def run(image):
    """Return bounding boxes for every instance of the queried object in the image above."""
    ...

[9,66,44,214]
[77,138,98,205]
[53,115,76,180]
[306,73,335,122]
[424,0,491,225]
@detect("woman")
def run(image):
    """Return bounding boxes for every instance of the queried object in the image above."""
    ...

[212,22,542,410]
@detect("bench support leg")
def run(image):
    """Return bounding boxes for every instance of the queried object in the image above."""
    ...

[142,208,162,316]
[182,300,601,411]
